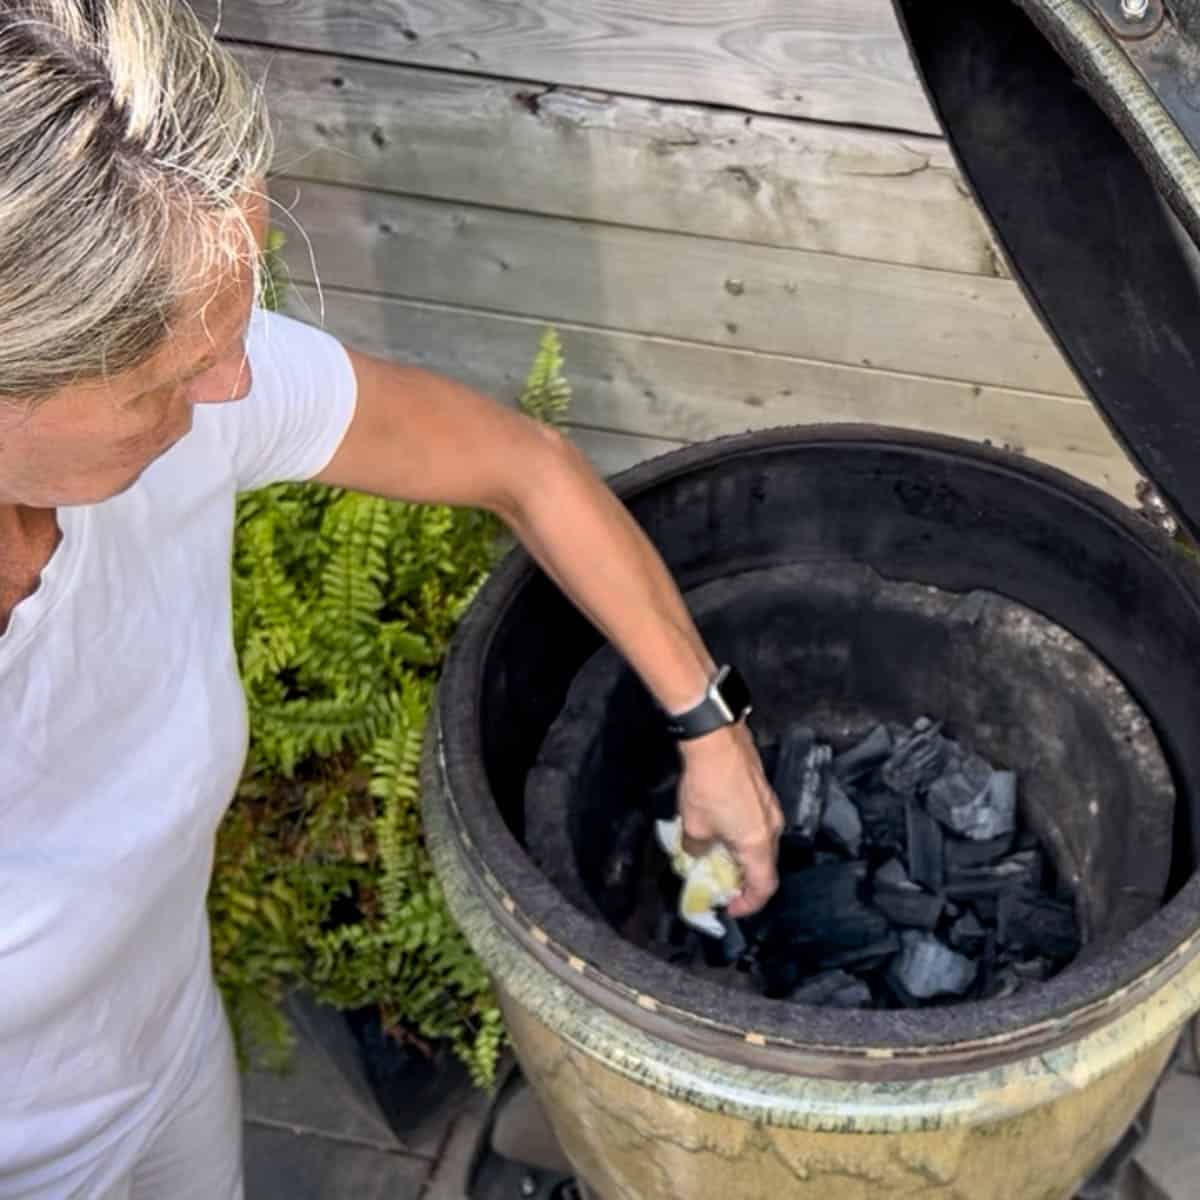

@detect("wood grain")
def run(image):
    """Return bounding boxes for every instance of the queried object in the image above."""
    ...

[193,0,936,133]
[273,180,1077,396]
[285,287,1135,500]
[236,46,999,276]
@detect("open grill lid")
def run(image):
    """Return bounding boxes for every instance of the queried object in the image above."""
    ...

[893,0,1200,542]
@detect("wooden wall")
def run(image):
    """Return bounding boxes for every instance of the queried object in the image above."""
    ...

[191,0,1139,499]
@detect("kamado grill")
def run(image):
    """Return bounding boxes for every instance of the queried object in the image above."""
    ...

[424,3,1200,1197]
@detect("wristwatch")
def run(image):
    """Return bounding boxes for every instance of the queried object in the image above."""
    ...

[664,665,753,741]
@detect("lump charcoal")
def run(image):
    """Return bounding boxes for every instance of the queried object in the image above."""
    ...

[943,849,1043,905]
[820,779,863,857]
[891,931,978,999]
[944,831,1016,874]
[759,950,806,1000]
[833,724,893,784]
[873,855,946,931]
[979,964,1023,1001]
[826,977,875,1010]
[820,932,901,973]
[777,831,816,875]
[965,894,999,924]
[770,723,815,796]
[702,914,748,968]
[874,857,919,892]
[948,910,988,957]
[813,849,845,866]
[1012,958,1052,983]
[793,744,833,837]
[905,801,945,893]
[666,925,701,969]
[882,718,948,795]
[773,725,830,839]
[928,760,1018,842]
[770,861,891,951]
[791,969,864,1008]
[998,893,1080,962]
[855,787,907,852]
[873,887,944,931]
[925,752,997,833]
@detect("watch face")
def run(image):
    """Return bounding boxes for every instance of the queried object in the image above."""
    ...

[720,667,752,720]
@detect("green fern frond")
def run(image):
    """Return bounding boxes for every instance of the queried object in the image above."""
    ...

[517,328,570,428]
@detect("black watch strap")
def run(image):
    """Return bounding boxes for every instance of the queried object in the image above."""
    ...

[664,665,753,740]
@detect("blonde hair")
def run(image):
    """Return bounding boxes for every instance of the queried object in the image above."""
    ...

[0,0,273,400]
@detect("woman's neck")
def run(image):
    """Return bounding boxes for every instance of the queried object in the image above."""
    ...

[0,505,61,634]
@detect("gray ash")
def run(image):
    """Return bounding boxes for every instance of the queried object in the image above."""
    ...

[630,718,1081,1009]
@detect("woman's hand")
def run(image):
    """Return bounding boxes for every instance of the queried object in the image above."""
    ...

[677,723,784,917]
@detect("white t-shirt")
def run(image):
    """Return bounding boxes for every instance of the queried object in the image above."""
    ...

[0,310,358,1197]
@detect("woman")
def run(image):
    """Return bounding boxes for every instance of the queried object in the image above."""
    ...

[0,3,782,1196]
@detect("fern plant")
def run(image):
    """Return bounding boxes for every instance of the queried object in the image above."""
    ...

[209,251,569,1088]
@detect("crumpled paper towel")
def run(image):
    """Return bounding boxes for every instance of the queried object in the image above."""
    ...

[654,816,742,938]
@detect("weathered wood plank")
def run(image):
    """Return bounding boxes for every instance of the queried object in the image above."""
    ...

[238,46,999,276]
[194,0,936,134]
[274,180,1078,395]
[285,287,1134,499]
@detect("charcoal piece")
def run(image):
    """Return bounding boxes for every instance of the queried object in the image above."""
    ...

[943,848,1043,902]
[820,933,901,973]
[979,965,1022,1001]
[813,849,846,866]
[944,831,1016,874]
[1014,827,1041,853]
[997,893,1080,961]
[759,952,806,1000]
[770,862,891,951]
[927,759,1018,842]
[777,832,816,875]
[925,752,993,828]
[770,723,815,796]
[791,969,862,1007]
[833,724,893,783]
[820,779,863,857]
[874,857,918,891]
[792,743,833,837]
[881,719,947,795]
[891,931,978,999]
[873,887,943,931]
[966,894,999,924]
[773,725,831,839]
[827,978,875,1009]
[1012,958,1052,982]
[905,801,945,893]
[666,926,701,968]
[948,910,988,956]
[855,787,907,851]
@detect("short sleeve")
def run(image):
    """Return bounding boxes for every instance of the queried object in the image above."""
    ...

[225,308,359,492]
